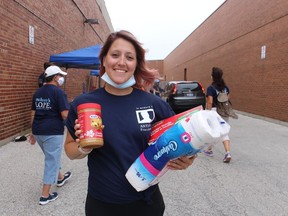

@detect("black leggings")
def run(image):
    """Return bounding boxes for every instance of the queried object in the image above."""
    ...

[85,188,165,216]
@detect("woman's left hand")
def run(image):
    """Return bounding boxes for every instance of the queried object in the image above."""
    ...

[167,155,197,170]
[28,134,36,145]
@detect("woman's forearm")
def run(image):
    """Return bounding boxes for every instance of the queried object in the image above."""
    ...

[64,133,90,160]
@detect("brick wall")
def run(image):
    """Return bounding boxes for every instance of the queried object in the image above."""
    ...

[1,0,287,144]
[163,0,288,122]
[146,60,164,78]
[0,0,111,143]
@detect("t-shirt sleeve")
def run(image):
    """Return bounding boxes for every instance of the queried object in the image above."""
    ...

[31,94,36,111]
[153,98,175,122]
[206,85,218,107]
[57,90,70,112]
[206,86,214,97]
[65,100,78,140]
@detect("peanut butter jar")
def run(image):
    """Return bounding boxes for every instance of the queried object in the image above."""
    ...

[77,103,103,148]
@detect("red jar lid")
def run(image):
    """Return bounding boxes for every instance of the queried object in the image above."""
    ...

[77,103,101,111]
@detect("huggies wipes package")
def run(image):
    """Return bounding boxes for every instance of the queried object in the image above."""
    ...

[125,106,230,192]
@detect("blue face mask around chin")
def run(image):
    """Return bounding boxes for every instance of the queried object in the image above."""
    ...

[101,72,136,89]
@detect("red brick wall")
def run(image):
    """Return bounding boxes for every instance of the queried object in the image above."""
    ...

[146,60,164,78]
[1,0,287,143]
[0,0,111,142]
[163,0,288,122]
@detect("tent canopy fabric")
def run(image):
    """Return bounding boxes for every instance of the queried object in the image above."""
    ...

[49,44,102,69]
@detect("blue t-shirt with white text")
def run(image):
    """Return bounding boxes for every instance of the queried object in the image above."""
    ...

[65,87,175,204]
[32,84,69,135]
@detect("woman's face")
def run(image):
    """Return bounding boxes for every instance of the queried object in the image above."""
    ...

[103,38,137,84]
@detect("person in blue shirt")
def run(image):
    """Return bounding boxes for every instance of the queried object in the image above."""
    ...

[151,79,163,97]
[204,67,232,163]
[64,30,197,216]
[30,65,72,205]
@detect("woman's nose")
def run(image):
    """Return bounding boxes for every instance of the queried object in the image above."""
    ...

[117,56,126,65]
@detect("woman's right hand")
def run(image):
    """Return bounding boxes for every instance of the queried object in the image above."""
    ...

[74,119,93,154]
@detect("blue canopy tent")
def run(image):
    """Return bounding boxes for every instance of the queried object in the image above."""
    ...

[49,45,102,92]
[49,44,102,69]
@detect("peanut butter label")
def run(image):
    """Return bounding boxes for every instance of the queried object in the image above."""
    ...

[78,109,103,146]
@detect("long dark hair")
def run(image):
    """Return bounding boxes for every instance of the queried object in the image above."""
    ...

[99,30,158,90]
[211,67,226,91]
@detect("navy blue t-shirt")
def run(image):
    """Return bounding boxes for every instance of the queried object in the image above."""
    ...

[66,87,175,204]
[32,84,70,135]
[206,85,230,107]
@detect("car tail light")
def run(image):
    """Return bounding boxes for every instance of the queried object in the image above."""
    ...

[198,82,205,93]
[172,84,177,94]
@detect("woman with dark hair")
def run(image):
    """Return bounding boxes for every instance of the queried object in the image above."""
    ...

[204,67,232,163]
[38,62,55,88]
[64,30,197,216]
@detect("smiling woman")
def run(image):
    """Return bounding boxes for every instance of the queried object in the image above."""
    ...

[64,30,197,216]
[98,30,159,94]
[101,38,137,91]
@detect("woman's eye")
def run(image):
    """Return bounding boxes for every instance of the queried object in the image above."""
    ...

[111,53,119,58]
[127,56,134,61]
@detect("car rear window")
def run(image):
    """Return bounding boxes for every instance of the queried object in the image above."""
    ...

[176,83,200,91]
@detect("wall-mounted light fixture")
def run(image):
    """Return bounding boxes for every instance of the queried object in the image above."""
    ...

[84,18,99,24]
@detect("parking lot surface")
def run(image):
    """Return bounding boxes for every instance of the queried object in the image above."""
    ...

[0,113,288,216]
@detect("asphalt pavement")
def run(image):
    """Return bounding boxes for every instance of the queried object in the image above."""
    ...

[0,113,288,216]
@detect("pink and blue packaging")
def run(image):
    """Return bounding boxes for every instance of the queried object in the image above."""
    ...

[125,107,230,191]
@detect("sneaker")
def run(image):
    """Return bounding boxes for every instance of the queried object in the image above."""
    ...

[57,171,72,187]
[202,149,214,157]
[223,153,231,163]
[39,192,58,205]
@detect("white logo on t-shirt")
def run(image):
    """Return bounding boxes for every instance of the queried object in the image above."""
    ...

[136,109,155,123]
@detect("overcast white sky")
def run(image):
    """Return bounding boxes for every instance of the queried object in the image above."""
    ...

[104,0,226,60]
